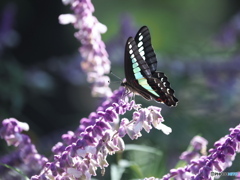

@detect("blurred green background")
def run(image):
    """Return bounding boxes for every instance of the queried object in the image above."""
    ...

[0,0,240,179]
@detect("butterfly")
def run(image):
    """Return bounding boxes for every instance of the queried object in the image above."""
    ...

[121,26,178,107]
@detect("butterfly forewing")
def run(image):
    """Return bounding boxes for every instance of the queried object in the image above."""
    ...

[124,37,152,81]
[123,37,157,100]
[134,26,157,74]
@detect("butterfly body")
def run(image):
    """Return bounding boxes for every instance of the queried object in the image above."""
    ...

[121,26,178,107]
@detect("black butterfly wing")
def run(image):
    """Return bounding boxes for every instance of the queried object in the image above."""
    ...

[134,26,178,106]
[124,37,152,81]
[148,72,178,106]
[134,26,157,74]
[123,37,154,100]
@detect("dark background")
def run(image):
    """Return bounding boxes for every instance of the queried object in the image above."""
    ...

[1,0,240,179]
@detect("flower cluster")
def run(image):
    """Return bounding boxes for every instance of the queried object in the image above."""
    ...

[0,118,48,179]
[161,124,240,180]
[215,12,240,47]
[29,87,171,179]
[179,135,208,164]
[59,0,112,97]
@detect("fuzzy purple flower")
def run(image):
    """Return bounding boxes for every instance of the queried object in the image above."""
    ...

[161,124,240,180]
[0,118,48,179]
[30,87,171,180]
[180,135,208,164]
[59,0,112,97]
[0,3,19,56]
[214,12,240,47]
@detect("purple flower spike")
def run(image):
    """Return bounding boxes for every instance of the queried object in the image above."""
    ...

[0,118,48,179]
[215,12,240,46]
[0,118,29,146]
[96,121,112,130]
[180,136,208,163]
[27,86,172,179]
[161,124,240,180]
[59,0,112,97]
[98,107,119,122]
[0,3,18,55]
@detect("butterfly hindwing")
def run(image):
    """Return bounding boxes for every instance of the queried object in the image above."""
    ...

[149,72,178,106]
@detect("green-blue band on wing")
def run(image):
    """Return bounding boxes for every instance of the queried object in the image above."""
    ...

[132,60,159,97]
[138,78,159,97]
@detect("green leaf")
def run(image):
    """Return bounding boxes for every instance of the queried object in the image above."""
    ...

[0,163,29,180]
[125,144,163,156]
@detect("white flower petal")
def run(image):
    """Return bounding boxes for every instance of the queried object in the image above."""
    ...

[17,121,29,131]
[62,0,74,5]
[77,148,87,157]
[155,123,172,135]
[59,14,76,25]
[67,167,82,178]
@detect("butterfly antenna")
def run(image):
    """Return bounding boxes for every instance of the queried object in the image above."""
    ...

[110,70,122,81]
